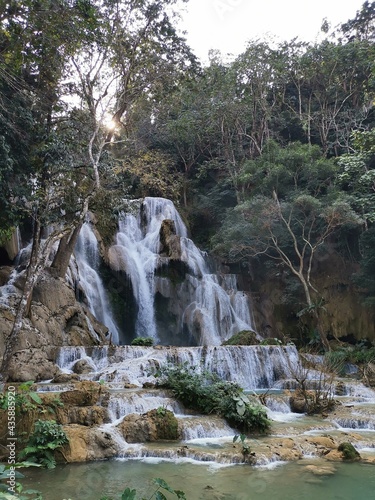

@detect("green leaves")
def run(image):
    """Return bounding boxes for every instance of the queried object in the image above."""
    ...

[158,364,270,434]
[19,420,68,469]
[121,488,137,500]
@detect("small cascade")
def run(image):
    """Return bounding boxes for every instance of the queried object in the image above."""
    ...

[180,416,235,441]
[107,197,255,345]
[75,223,120,344]
[56,344,300,391]
[108,390,186,423]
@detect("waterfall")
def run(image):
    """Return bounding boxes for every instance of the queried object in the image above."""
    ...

[75,223,120,344]
[56,345,300,391]
[108,197,255,345]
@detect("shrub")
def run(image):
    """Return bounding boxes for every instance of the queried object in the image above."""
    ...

[19,420,68,469]
[222,330,259,346]
[260,338,283,346]
[131,337,154,346]
[157,364,270,434]
[338,442,360,460]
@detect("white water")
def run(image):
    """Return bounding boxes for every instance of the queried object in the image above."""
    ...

[107,197,255,345]
[56,344,300,391]
[75,223,120,344]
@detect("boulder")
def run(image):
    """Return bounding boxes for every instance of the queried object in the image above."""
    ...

[117,409,179,443]
[159,220,181,260]
[0,266,14,286]
[60,425,118,463]
[59,381,105,407]
[72,359,94,374]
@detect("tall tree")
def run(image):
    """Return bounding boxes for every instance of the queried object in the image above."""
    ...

[1,0,197,379]
[213,142,362,349]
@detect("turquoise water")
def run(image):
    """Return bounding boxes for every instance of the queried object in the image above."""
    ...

[23,459,375,500]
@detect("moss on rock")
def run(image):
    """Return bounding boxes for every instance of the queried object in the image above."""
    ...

[222,330,259,346]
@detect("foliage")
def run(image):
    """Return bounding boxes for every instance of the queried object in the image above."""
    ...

[0,462,42,500]
[233,433,252,459]
[117,151,183,202]
[0,382,42,414]
[288,355,339,414]
[260,338,283,346]
[18,420,68,469]
[222,330,259,346]
[338,442,360,460]
[100,478,186,500]
[325,344,375,371]
[131,337,154,347]
[156,364,270,433]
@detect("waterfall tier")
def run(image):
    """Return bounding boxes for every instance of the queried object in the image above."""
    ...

[102,197,256,345]
[75,223,121,344]
[57,344,299,391]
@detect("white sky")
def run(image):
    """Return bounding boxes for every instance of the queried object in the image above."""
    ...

[178,0,366,63]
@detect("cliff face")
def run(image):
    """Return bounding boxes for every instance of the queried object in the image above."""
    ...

[0,270,109,381]
[245,255,375,345]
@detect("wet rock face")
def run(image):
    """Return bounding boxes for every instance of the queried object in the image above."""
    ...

[159,219,181,260]
[0,270,109,381]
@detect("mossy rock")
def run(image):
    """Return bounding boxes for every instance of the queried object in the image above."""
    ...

[338,442,360,460]
[131,337,154,346]
[149,408,179,440]
[222,330,259,346]
[260,337,283,346]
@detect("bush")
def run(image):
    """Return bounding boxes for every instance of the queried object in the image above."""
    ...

[19,420,68,469]
[325,345,375,372]
[222,330,259,346]
[131,337,154,346]
[338,442,360,460]
[260,338,283,346]
[157,364,270,434]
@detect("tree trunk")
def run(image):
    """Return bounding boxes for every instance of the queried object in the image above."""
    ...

[51,222,83,278]
[1,220,41,380]
[298,273,330,351]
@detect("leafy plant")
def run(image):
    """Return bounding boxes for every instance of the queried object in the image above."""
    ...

[100,478,186,500]
[0,382,42,414]
[338,442,360,460]
[131,337,154,347]
[18,420,68,469]
[233,433,251,458]
[259,338,283,346]
[156,364,270,433]
[0,462,42,499]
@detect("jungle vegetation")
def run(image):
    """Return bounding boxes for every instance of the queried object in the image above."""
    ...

[0,0,374,355]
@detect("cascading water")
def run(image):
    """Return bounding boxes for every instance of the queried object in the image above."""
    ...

[108,197,255,345]
[56,344,300,391]
[75,223,120,344]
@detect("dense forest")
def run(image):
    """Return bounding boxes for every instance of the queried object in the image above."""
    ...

[0,0,375,357]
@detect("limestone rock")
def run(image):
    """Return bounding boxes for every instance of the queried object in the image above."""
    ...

[363,362,375,387]
[6,348,59,382]
[0,266,14,286]
[52,372,80,383]
[72,359,94,374]
[159,220,181,260]
[60,425,118,462]
[305,436,337,450]
[305,464,336,475]
[117,409,179,443]
[59,381,105,406]
[56,405,108,426]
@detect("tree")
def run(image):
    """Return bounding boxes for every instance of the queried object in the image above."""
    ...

[1,0,197,379]
[213,142,362,349]
[338,129,375,304]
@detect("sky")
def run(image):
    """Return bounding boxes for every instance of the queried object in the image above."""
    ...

[178,0,366,62]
